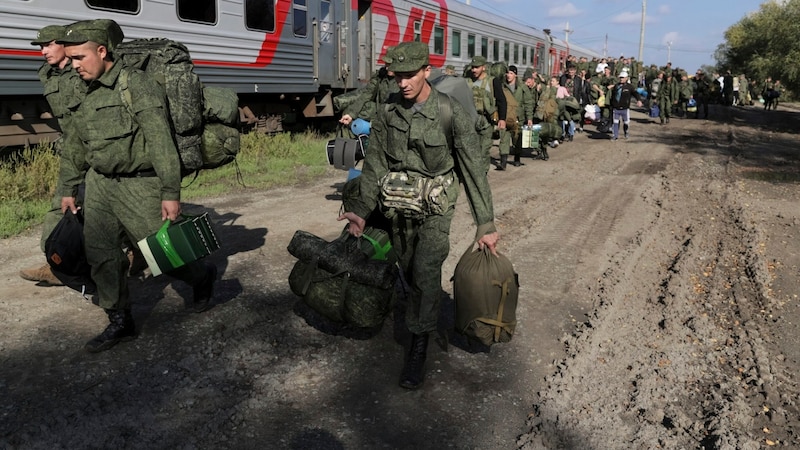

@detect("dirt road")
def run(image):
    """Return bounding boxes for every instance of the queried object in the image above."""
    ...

[1,104,799,449]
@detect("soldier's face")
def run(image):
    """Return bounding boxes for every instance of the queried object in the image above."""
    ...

[506,71,516,83]
[394,65,432,101]
[40,41,67,68]
[471,65,485,79]
[65,42,109,81]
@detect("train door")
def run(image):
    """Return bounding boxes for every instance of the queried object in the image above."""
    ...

[313,0,337,85]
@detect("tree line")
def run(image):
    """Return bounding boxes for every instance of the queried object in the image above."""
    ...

[718,0,800,99]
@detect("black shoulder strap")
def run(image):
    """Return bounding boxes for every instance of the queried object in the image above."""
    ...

[437,91,454,152]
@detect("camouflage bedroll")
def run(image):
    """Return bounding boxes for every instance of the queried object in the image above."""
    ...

[287,229,398,328]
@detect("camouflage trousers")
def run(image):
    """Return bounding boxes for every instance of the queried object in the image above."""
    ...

[84,169,207,310]
[498,120,521,157]
[390,208,454,335]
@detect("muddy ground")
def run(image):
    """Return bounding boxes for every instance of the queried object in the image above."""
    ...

[1,103,799,450]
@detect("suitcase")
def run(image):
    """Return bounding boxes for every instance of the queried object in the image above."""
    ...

[138,212,220,276]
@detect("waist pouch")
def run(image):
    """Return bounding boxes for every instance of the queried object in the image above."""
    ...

[379,171,454,219]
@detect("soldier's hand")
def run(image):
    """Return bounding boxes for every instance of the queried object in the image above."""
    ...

[162,200,181,222]
[337,211,366,237]
[61,197,78,214]
[339,114,354,125]
[498,120,507,130]
[477,232,499,257]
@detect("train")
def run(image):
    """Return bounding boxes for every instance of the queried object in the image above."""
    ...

[0,0,601,146]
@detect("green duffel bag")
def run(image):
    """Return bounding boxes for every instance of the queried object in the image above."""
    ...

[452,242,519,346]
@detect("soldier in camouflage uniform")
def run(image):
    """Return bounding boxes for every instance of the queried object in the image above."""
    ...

[655,72,677,124]
[339,48,398,127]
[467,56,500,168]
[57,19,216,353]
[19,25,87,286]
[338,41,499,390]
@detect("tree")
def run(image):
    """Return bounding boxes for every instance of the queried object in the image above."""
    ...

[722,0,800,95]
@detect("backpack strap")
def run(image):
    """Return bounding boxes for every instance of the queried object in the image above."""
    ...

[436,91,454,152]
[117,67,134,114]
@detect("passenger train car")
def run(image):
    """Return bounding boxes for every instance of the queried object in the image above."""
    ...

[0,0,600,146]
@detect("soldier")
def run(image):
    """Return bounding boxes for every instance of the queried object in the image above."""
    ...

[654,72,676,125]
[738,74,749,107]
[19,25,87,287]
[338,41,499,390]
[502,65,533,167]
[467,55,502,167]
[57,19,217,353]
[339,49,397,126]
[693,70,710,119]
[444,64,456,76]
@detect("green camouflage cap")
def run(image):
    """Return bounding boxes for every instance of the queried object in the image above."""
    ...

[445,64,455,70]
[31,25,66,46]
[387,41,429,73]
[58,19,124,51]
[470,55,487,67]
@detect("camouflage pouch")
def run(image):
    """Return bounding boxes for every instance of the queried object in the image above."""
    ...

[379,171,454,218]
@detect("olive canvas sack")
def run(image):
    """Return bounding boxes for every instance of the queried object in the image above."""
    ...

[452,242,519,346]
[287,229,398,328]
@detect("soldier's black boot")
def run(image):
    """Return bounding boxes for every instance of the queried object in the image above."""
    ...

[496,154,507,170]
[511,154,524,167]
[541,148,549,161]
[399,333,429,390]
[85,308,136,353]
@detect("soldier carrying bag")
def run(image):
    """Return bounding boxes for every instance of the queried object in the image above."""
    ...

[452,240,519,346]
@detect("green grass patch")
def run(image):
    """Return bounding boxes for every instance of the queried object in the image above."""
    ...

[0,131,332,238]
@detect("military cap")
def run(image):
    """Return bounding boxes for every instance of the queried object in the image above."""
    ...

[31,25,66,46]
[387,41,429,73]
[470,55,487,67]
[445,64,455,70]
[58,19,124,51]
[508,65,517,74]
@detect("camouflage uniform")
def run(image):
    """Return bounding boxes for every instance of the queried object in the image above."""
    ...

[58,20,214,352]
[345,50,496,336]
[656,74,677,123]
[31,25,87,253]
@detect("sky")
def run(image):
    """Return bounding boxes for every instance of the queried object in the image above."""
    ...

[461,0,762,72]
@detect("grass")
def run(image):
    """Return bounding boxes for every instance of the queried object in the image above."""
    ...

[0,131,332,238]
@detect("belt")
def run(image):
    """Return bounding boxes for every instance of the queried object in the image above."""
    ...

[99,169,158,180]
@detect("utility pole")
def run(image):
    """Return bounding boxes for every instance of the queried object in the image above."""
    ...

[604,34,608,58]
[564,21,573,44]
[667,41,672,63]
[638,0,646,62]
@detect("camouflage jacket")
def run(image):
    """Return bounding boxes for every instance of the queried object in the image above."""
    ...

[347,85,496,237]
[38,60,85,128]
[59,61,181,201]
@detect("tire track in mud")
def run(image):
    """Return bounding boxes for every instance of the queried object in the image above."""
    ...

[517,122,800,449]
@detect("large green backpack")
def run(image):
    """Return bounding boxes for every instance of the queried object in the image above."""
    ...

[116,38,240,177]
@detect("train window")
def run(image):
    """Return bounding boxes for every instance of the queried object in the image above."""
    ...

[451,30,461,57]
[467,34,475,59]
[413,21,421,41]
[481,37,488,59]
[177,0,216,24]
[492,40,499,62]
[86,0,138,14]
[433,26,444,55]
[293,0,307,37]
[245,0,276,32]
[513,44,519,64]
[522,46,527,65]
[320,0,332,43]
[503,42,509,63]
